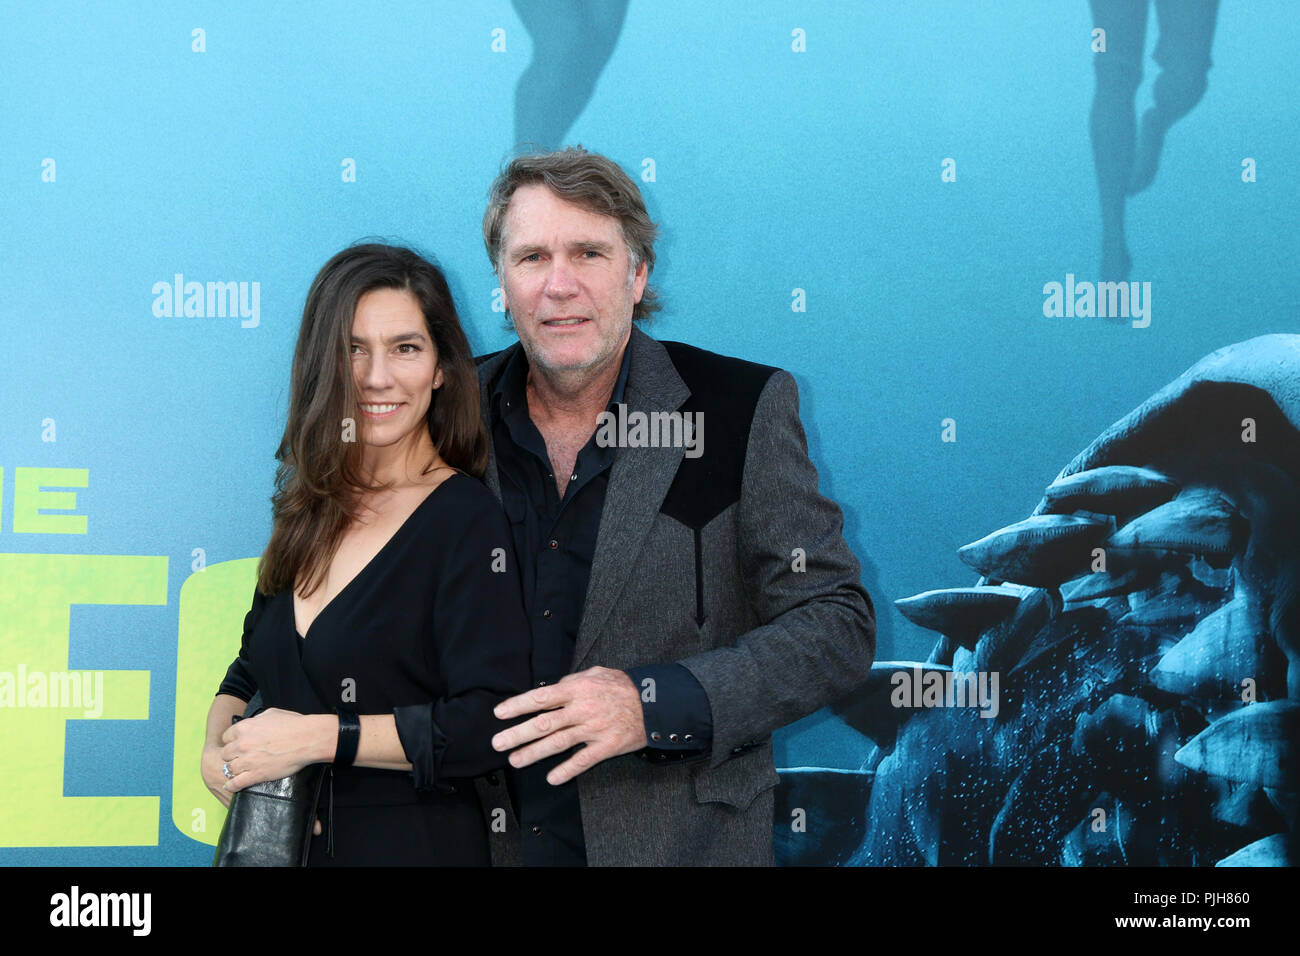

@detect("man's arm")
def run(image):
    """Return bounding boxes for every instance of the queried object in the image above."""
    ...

[493,368,875,783]
[677,369,876,768]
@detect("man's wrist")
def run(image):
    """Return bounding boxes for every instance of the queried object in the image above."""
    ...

[625,663,713,756]
[621,670,650,748]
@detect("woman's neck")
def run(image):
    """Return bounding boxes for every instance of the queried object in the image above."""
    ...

[358,430,443,490]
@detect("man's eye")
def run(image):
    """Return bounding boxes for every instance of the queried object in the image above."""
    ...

[523,253,541,262]
[396,343,420,353]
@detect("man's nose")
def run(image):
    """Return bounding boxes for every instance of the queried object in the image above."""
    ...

[544,259,579,297]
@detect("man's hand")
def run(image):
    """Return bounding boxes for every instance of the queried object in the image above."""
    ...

[491,666,646,785]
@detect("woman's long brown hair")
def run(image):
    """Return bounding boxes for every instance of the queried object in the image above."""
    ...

[256,243,487,597]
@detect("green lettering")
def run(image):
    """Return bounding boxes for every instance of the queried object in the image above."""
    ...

[0,553,163,846]
[171,558,258,846]
[12,467,89,535]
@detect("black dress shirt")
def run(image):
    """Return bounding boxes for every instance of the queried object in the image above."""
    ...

[489,341,713,867]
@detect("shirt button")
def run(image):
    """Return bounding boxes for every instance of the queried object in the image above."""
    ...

[570,473,578,481]
[542,609,552,619]
[669,734,680,743]
[548,539,558,549]
[650,731,661,742]
[531,825,543,835]
[537,680,548,687]
[683,734,694,743]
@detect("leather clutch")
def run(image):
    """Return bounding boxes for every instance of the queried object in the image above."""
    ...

[212,763,327,867]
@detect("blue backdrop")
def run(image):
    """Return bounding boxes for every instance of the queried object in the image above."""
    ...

[2,0,1296,865]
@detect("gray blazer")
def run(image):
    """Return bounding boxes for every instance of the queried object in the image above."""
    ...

[472,325,875,866]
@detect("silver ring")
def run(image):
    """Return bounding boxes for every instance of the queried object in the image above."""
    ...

[223,762,233,779]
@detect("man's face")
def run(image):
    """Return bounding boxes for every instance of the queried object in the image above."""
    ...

[499,184,647,380]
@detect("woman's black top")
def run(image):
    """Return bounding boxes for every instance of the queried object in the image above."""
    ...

[216,473,531,866]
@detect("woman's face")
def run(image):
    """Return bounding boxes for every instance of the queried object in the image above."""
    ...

[349,287,441,449]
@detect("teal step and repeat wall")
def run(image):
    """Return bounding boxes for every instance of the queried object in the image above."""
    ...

[2,1,1296,865]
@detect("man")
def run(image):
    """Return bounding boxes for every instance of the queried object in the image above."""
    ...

[473,147,875,866]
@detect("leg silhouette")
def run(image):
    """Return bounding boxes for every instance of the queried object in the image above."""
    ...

[1089,0,1149,281]
[1127,0,1220,194]
[512,0,630,150]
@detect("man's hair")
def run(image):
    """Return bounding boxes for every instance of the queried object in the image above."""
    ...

[482,146,660,320]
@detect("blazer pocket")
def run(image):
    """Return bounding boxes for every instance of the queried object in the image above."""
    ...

[691,746,779,811]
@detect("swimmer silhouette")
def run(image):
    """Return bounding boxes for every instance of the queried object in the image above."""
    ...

[513,0,630,149]
[1089,0,1220,280]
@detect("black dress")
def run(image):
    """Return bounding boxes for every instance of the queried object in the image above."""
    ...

[217,473,532,866]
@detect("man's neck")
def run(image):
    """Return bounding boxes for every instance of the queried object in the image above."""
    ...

[526,339,628,428]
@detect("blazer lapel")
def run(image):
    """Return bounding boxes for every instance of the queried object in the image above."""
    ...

[572,328,689,668]
[475,330,691,669]
[477,348,513,500]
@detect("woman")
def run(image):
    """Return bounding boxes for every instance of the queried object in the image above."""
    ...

[200,243,530,866]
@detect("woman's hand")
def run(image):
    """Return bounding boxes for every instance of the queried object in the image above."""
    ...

[201,742,235,807]
[219,707,336,792]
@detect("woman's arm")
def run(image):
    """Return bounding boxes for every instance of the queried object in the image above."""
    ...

[393,488,533,788]
[210,581,435,787]
[220,487,532,792]
[219,707,414,793]
[202,693,248,806]
[203,586,267,802]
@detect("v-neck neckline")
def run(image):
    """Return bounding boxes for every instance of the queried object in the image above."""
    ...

[293,473,463,641]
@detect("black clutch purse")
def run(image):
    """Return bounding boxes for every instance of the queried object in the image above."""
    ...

[212,762,327,867]
[211,703,327,868]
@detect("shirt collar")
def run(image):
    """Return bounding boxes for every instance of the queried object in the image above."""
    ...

[490,336,633,422]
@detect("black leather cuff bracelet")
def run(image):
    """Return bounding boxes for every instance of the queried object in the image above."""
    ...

[334,709,360,767]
